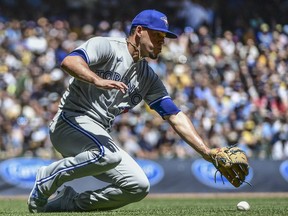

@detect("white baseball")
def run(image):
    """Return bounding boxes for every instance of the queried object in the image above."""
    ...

[237,201,250,211]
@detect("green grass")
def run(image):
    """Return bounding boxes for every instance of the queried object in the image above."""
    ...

[0,196,287,216]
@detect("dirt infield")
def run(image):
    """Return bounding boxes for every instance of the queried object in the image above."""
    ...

[148,192,288,198]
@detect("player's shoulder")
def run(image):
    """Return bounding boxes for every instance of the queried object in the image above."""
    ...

[85,36,125,45]
[98,37,127,48]
[83,37,126,53]
[106,37,127,50]
[106,37,126,44]
[141,59,154,72]
[138,59,160,79]
[89,37,126,46]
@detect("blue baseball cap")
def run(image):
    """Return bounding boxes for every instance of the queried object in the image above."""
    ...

[131,9,178,39]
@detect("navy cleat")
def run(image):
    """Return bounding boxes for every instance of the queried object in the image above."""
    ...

[44,186,81,212]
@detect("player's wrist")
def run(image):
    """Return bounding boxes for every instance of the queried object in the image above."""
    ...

[201,148,212,162]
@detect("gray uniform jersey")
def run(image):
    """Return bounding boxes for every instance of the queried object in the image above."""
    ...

[59,37,169,129]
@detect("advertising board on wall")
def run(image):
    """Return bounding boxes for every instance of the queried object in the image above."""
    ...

[0,157,287,195]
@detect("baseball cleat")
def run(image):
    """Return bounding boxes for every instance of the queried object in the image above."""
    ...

[44,186,80,212]
[27,167,48,213]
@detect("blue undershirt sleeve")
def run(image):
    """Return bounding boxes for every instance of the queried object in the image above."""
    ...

[149,96,181,118]
[68,49,89,64]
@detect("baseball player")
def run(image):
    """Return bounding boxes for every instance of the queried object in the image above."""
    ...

[27,9,212,213]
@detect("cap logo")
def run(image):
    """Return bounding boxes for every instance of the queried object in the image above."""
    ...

[160,16,168,27]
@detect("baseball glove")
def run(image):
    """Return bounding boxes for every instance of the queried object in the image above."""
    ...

[210,146,250,188]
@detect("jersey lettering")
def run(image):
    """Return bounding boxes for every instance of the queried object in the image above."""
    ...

[131,93,142,105]
[96,70,121,81]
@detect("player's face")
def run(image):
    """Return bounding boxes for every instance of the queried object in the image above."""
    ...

[140,28,166,59]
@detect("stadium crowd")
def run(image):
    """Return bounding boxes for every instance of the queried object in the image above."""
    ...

[0,0,287,161]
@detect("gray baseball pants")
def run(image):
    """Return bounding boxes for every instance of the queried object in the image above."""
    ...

[39,111,150,211]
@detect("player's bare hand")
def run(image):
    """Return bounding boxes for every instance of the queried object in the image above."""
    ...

[94,79,128,93]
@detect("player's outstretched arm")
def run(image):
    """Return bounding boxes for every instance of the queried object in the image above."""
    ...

[165,111,250,187]
[61,56,128,93]
[165,111,211,161]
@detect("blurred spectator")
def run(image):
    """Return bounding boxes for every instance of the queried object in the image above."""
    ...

[176,0,214,30]
[0,0,287,161]
[256,23,273,49]
[108,21,126,37]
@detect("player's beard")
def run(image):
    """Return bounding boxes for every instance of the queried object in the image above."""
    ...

[136,43,161,60]
[148,52,158,59]
[147,46,161,59]
[140,48,158,60]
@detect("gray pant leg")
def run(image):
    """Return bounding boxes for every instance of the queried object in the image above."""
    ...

[41,111,149,211]
[39,112,121,197]
[75,148,150,211]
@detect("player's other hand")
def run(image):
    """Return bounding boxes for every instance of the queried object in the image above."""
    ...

[94,79,128,94]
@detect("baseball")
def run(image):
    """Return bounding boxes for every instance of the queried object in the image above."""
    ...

[237,201,250,211]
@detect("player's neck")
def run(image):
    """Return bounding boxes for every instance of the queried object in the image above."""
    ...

[126,38,141,62]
